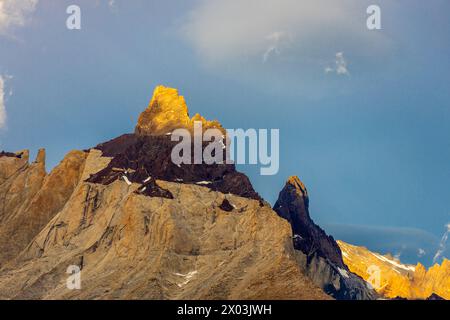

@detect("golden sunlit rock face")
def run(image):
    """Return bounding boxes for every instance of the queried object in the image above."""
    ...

[135,85,224,136]
[338,240,450,299]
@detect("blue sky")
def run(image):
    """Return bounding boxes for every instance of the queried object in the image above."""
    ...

[0,0,449,266]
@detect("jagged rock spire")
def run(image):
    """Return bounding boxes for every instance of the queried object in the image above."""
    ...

[274,175,378,300]
[135,85,224,136]
[274,175,345,268]
[35,148,46,165]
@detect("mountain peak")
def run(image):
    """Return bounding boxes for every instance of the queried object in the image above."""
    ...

[274,175,344,268]
[286,176,308,197]
[274,175,377,300]
[135,85,223,136]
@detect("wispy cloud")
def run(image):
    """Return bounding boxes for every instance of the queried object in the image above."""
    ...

[418,248,426,258]
[325,52,349,76]
[433,223,450,264]
[262,31,291,63]
[181,0,390,65]
[180,0,392,96]
[108,0,117,11]
[0,0,38,35]
[0,75,7,128]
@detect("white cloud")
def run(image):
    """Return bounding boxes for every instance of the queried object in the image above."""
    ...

[0,0,38,35]
[418,248,426,258]
[0,75,7,128]
[108,0,117,11]
[336,52,349,75]
[325,52,350,76]
[262,31,291,63]
[182,0,390,65]
[180,0,393,95]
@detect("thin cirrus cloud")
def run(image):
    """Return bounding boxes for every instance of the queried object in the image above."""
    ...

[0,0,38,35]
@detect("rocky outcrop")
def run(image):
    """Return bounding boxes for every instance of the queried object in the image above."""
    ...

[338,240,450,300]
[0,150,30,184]
[274,176,344,267]
[135,85,224,136]
[0,149,87,266]
[0,149,47,264]
[116,86,261,201]
[86,134,262,202]
[273,176,377,300]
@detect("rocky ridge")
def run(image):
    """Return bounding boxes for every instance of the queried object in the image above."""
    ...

[338,240,450,300]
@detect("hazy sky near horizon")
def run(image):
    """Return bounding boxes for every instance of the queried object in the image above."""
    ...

[0,0,449,265]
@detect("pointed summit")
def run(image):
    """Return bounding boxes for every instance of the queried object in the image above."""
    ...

[34,148,46,165]
[287,176,307,188]
[274,176,310,226]
[274,175,343,266]
[273,175,377,300]
[286,176,309,199]
[135,85,223,136]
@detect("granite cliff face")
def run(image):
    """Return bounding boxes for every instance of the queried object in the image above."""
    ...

[0,86,331,300]
[338,240,450,300]
[273,176,378,300]
[0,174,328,299]
[0,149,87,265]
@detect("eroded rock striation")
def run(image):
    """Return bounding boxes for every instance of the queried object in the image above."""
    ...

[0,179,330,299]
